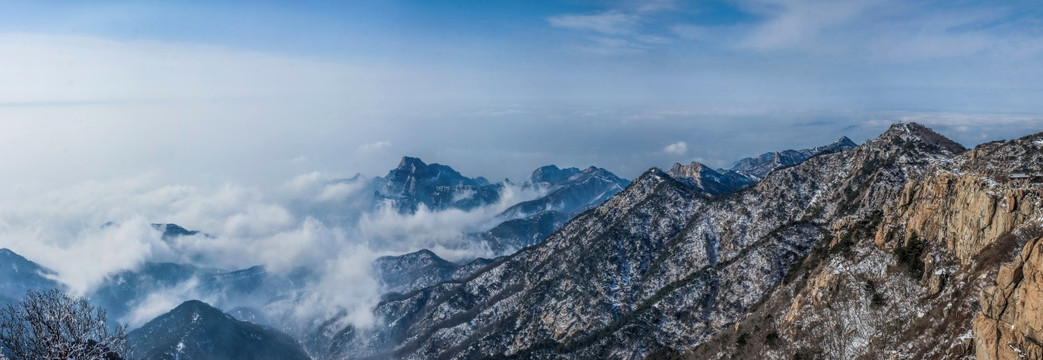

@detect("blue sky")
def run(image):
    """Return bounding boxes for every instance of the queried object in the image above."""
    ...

[0,0,1042,191]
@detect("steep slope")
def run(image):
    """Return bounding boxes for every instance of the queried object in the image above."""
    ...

[686,126,1043,359]
[127,300,310,360]
[480,165,629,253]
[975,235,1043,360]
[372,250,496,295]
[0,248,62,301]
[312,123,958,359]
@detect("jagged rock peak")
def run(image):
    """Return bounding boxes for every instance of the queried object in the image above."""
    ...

[821,136,858,151]
[667,161,755,195]
[533,165,617,180]
[396,156,427,171]
[668,161,715,178]
[389,156,486,184]
[878,122,967,154]
[531,165,581,184]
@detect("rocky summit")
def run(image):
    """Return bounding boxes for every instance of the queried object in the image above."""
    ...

[375,156,503,213]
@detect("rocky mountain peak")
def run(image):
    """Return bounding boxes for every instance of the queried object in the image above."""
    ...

[396,156,427,172]
[819,136,858,152]
[0,248,17,258]
[378,156,501,212]
[128,300,310,360]
[836,135,856,146]
[668,161,755,195]
[151,223,202,241]
[172,299,222,317]
[375,248,449,267]
[390,156,469,183]
[669,161,712,178]
[877,122,967,154]
[531,165,581,185]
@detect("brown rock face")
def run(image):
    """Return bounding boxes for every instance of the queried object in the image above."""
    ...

[876,172,1041,264]
[974,236,1043,360]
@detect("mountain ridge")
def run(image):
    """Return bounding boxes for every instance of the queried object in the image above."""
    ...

[310,122,995,359]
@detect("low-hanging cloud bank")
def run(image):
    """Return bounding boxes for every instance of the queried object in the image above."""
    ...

[0,170,543,329]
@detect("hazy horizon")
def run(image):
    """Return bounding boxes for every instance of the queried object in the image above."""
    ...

[0,1,1041,195]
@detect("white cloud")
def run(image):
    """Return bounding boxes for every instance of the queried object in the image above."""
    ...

[124,278,208,327]
[663,141,688,155]
[282,171,368,203]
[315,182,366,202]
[730,0,1043,66]
[548,11,640,35]
[672,24,707,40]
[635,0,678,13]
[738,0,869,51]
[284,172,326,196]
[0,33,384,106]
[0,168,551,331]
[0,218,169,296]
[357,140,392,154]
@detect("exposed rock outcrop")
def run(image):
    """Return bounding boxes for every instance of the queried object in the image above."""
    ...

[975,235,1043,360]
[876,130,1043,264]
[684,127,1043,359]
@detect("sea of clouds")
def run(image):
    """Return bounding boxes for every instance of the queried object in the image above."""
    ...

[0,170,543,329]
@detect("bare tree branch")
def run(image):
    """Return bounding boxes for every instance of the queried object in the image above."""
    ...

[0,289,127,360]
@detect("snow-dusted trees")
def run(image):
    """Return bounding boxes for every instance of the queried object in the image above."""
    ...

[0,289,127,360]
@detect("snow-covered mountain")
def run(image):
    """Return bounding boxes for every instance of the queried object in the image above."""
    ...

[479,165,629,253]
[371,249,496,296]
[127,300,309,360]
[667,161,755,195]
[0,248,61,306]
[726,136,857,180]
[8,124,1043,360]
[373,156,504,213]
[666,137,858,196]
[304,123,1042,359]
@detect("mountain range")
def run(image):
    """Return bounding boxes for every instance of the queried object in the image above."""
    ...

[3,123,1040,359]
[303,123,1043,360]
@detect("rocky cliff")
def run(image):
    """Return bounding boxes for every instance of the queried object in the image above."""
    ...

[975,234,1043,360]
[685,126,1043,359]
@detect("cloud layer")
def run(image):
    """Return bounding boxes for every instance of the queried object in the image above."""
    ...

[0,168,546,328]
